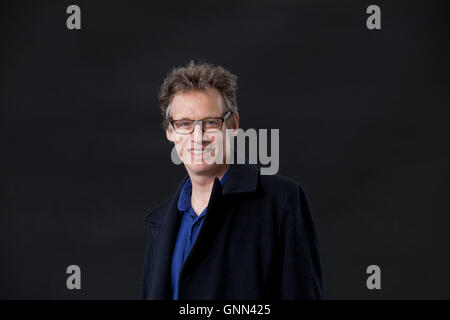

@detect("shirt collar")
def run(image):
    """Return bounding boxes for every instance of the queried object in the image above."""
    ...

[177,167,230,213]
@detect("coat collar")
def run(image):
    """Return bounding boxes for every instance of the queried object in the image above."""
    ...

[146,163,259,299]
[222,163,259,195]
[176,163,259,197]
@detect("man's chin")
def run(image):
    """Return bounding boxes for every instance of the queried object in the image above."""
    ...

[184,161,215,172]
[182,157,223,175]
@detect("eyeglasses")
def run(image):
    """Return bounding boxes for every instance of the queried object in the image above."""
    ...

[169,111,231,135]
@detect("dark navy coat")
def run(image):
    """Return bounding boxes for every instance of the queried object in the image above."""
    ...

[141,163,323,299]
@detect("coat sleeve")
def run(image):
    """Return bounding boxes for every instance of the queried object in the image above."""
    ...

[278,183,323,299]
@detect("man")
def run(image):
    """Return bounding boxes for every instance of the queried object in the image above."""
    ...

[141,61,323,299]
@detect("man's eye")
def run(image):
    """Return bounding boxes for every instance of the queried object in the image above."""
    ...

[178,121,191,127]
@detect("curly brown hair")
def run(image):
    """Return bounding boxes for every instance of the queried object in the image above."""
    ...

[159,60,238,130]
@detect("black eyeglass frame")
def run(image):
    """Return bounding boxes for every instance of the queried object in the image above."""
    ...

[169,111,232,135]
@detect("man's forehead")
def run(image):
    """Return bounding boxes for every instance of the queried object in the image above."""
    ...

[171,89,223,117]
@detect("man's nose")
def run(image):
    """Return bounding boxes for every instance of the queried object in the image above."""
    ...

[192,121,203,142]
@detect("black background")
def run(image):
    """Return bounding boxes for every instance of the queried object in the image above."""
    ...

[1,0,449,299]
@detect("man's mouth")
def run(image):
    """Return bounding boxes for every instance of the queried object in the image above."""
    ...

[188,146,213,155]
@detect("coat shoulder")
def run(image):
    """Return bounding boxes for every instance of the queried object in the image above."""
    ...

[144,196,174,224]
[258,173,311,218]
[259,172,306,196]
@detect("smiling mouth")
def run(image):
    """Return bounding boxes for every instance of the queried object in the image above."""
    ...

[188,147,213,155]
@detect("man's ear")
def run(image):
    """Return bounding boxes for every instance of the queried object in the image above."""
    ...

[226,112,240,137]
[166,126,174,142]
[232,112,239,130]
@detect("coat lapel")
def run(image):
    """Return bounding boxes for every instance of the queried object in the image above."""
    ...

[149,163,260,299]
[178,177,225,281]
[178,164,260,288]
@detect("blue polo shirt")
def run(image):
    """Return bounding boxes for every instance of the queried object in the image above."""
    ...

[171,169,229,300]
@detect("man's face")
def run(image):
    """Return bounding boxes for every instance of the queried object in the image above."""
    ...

[166,88,238,176]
